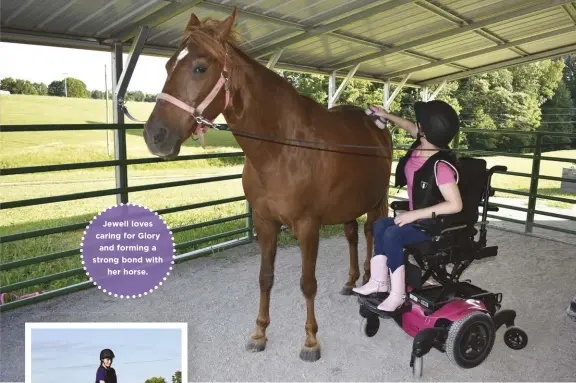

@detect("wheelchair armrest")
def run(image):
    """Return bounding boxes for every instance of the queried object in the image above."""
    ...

[412,212,471,237]
[391,200,410,212]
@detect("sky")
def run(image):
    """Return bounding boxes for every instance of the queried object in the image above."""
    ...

[0,42,169,94]
[30,327,183,383]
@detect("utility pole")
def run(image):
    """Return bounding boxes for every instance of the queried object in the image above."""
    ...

[62,72,68,97]
[105,64,111,155]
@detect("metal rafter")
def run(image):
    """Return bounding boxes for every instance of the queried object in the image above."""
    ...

[327,0,572,71]
[418,42,576,85]
[246,0,417,59]
[561,2,576,24]
[380,25,576,79]
[108,0,205,42]
[414,0,529,57]
[321,31,469,71]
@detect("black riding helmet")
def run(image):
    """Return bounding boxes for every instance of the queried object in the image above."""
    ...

[414,100,460,148]
[100,349,115,360]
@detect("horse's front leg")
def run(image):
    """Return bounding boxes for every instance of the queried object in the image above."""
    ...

[246,212,281,353]
[362,208,382,285]
[294,218,322,362]
[341,219,359,295]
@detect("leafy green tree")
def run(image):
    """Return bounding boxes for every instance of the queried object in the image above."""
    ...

[540,80,574,150]
[48,77,89,98]
[171,371,181,383]
[144,377,167,383]
[1,77,17,93]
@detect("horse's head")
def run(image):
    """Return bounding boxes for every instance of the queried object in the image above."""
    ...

[144,9,237,159]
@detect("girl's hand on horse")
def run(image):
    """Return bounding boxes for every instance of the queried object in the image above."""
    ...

[369,105,389,118]
[394,210,422,227]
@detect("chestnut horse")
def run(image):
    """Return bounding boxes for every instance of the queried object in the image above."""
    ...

[143,9,393,362]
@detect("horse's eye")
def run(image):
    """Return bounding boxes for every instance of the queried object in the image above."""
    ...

[193,66,206,74]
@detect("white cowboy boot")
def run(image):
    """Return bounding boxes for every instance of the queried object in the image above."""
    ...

[352,255,389,296]
[377,265,406,312]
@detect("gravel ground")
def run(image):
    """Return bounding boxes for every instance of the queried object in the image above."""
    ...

[1,227,576,382]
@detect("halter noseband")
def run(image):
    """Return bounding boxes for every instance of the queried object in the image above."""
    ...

[156,57,230,143]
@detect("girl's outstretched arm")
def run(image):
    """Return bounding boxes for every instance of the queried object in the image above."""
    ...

[369,106,419,138]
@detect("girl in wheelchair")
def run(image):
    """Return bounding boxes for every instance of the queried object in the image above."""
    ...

[355,100,463,313]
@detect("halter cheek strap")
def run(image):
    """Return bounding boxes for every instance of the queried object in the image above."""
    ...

[156,60,230,139]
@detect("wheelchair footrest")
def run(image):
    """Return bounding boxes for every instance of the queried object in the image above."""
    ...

[408,281,499,312]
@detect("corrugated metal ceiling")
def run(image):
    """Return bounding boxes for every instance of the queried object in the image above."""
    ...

[1,0,576,87]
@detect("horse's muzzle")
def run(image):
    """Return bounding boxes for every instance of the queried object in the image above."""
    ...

[143,121,181,159]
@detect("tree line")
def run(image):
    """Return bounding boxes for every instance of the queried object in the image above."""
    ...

[144,370,181,383]
[0,76,157,102]
[276,55,576,154]
[2,55,575,153]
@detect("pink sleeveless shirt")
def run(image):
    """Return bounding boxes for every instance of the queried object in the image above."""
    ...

[404,147,457,210]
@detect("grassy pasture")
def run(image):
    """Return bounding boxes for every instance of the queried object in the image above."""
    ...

[1,94,574,300]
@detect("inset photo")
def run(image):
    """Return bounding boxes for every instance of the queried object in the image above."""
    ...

[25,322,187,383]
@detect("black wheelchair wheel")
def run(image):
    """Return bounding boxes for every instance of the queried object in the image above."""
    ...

[361,315,380,337]
[503,327,528,350]
[445,311,496,369]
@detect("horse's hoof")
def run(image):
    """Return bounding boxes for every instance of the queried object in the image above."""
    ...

[299,345,321,362]
[246,338,266,352]
[340,286,354,295]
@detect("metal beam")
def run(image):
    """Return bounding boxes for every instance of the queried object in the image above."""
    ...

[414,1,530,57]
[385,73,411,110]
[328,0,572,70]
[428,81,446,101]
[266,49,284,69]
[114,27,151,101]
[562,2,576,24]
[109,0,205,42]
[248,0,416,59]
[417,43,576,86]
[380,25,576,79]
[329,63,360,107]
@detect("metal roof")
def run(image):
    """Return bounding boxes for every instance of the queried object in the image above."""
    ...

[2,0,576,87]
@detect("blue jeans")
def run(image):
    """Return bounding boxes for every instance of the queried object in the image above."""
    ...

[373,217,432,272]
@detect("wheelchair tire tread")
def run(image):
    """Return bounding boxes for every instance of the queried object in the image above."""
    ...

[445,311,496,369]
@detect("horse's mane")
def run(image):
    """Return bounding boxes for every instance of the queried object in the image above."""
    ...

[179,18,240,66]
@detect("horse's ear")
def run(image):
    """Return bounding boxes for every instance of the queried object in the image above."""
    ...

[187,13,200,28]
[216,7,236,40]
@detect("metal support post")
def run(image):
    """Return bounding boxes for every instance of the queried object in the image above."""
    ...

[421,86,429,102]
[114,26,150,102]
[266,49,284,69]
[525,133,542,233]
[384,73,410,110]
[383,79,390,111]
[329,63,360,107]
[111,42,128,205]
[428,80,446,101]
[328,71,336,108]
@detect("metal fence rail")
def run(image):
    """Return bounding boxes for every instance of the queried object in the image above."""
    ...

[1,124,575,311]
[1,123,253,311]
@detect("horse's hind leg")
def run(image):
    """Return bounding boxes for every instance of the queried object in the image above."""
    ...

[246,212,281,353]
[293,218,322,362]
[340,219,359,295]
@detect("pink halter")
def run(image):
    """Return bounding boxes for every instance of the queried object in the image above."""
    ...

[156,59,230,141]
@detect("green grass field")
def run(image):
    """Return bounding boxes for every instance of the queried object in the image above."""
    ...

[1,94,574,301]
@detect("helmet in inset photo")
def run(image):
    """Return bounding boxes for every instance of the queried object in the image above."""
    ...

[100,349,115,360]
[414,100,460,148]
